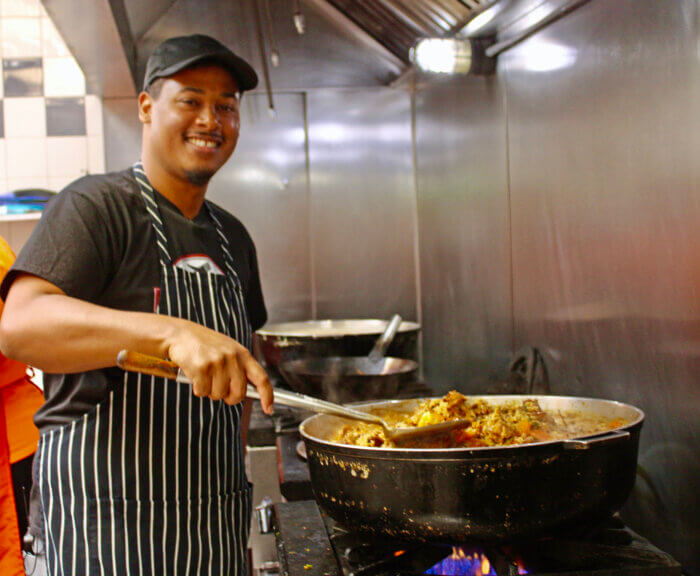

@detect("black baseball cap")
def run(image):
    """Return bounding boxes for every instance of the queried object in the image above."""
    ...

[143,34,258,93]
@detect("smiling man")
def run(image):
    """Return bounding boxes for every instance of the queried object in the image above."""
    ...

[0,35,273,575]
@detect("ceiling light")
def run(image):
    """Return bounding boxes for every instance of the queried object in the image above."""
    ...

[410,38,473,74]
[410,38,495,76]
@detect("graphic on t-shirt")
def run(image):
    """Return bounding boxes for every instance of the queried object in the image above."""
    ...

[173,254,224,275]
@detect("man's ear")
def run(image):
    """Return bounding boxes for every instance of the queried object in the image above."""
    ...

[138,92,152,124]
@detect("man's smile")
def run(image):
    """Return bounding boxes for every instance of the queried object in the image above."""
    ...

[185,134,223,150]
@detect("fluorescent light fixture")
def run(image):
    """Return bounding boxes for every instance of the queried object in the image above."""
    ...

[411,38,473,74]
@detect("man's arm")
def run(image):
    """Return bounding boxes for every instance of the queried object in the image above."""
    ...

[0,274,273,413]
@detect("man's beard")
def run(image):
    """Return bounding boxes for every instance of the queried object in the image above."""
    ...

[185,169,215,186]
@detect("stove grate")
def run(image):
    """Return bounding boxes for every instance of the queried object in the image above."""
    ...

[273,500,682,576]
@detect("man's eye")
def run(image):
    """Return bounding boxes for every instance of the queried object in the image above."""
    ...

[220,103,239,113]
[179,99,197,106]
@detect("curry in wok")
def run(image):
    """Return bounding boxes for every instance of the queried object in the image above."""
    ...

[332,391,628,448]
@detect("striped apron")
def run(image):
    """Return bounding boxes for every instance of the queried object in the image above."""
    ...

[35,163,253,575]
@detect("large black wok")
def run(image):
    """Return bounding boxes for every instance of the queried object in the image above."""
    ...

[299,394,644,542]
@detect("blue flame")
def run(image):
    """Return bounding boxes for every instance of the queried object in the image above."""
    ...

[424,547,529,575]
[425,548,496,575]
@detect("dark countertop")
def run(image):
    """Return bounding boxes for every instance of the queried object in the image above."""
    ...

[247,400,277,447]
[274,501,339,576]
[277,431,314,502]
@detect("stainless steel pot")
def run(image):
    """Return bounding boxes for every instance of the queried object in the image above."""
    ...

[254,319,420,382]
[300,394,645,542]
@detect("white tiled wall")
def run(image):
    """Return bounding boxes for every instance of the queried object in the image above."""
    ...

[0,0,105,253]
[44,56,85,96]
[0,140,5,183]
[2,18,41,57]
[41,16,69,58]
[47,136,88,177]
[2,0,41,17]
[4,96,45,136]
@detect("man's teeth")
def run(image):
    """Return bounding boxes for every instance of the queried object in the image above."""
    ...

[188,137,218,148]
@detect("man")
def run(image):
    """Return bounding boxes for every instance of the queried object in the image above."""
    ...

[0,34,274,575]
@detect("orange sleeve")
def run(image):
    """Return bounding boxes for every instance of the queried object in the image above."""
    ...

[0,394,25,575]
[0,235,42,464]
[0,234,16,315]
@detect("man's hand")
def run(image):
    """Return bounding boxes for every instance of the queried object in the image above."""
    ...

[166,322,274,414]
[0,274,274,414]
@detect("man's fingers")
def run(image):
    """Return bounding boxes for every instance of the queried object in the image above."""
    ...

[242,354,274,414]
[209,363,229,401]
[191,375,210,398]
[223,358,247,406]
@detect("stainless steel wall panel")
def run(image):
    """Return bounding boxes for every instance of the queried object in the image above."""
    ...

[307,89,417,321]
[414,75,512,393]
[208,93,312,323]
[501,0,699,568]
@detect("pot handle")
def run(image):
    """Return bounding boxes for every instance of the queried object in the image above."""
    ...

[561,429,630,450]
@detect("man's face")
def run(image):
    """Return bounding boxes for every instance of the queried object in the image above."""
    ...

[139,63,241,186]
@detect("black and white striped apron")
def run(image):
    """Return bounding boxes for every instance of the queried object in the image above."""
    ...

[35,163,253,575]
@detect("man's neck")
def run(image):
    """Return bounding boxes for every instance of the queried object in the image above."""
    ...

[141,156,207,219]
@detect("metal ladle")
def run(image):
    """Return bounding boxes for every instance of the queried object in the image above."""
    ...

[116,350,470,442]
[367,313,403,364]
[316,313,403,393]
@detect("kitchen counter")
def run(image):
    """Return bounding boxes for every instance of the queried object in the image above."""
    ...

[276,431,314,501]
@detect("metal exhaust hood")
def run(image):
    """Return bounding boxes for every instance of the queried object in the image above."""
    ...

[40,0,492,97]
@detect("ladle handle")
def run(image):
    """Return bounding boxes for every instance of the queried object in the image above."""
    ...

[368,314,402,363]
[117,350,181,380]
[247,386,382,425]
[116,350,383,426]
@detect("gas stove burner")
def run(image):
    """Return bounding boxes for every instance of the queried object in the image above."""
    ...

[272,501,682,576]
[329,525,453,575]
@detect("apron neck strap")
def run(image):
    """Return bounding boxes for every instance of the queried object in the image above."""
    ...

[133,162,173,265]
[132,162,239,280]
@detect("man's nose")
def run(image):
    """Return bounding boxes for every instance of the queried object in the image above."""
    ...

[196,104,221,128]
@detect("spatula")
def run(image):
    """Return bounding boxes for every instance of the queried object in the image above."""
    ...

[116,350,471,442]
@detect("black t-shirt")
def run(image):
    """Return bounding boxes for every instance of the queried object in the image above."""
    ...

[0,168,266,432]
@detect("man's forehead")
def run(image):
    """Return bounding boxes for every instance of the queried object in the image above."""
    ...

[161,63,240,94]
[177,85,240,99]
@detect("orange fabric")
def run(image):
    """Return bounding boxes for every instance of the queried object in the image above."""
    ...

[0,234,36,574]
[0,394,24,576]
[0,235,42,462]
[0,356,27,388]
[0,235,14,279]
[1,377,42,464]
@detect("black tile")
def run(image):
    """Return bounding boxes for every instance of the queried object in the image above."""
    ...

[3,58,43,98]
[46,97,86,136]
[0,100,4,138]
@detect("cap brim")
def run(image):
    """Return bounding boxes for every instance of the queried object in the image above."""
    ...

[147,51,258,92]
